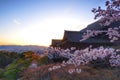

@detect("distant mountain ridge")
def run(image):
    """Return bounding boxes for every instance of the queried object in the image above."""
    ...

[0,45,47,53]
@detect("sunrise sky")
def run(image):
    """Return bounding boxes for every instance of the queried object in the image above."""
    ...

[0,0,106,46]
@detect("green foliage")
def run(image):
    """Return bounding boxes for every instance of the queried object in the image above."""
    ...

[3,62,19,80]
[89,57,111,68]
[3,69,19,80]
[37,55,49,65]
[0,50,20,68]
[0,51,35,80]
[0,68,3,78]
[23,51,34,58]
[18,53,25,59]
[2,58,32,80]
[111,45,120,49]
[0,51,19,59]
[0,53,13,68]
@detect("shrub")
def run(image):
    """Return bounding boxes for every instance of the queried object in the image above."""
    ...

[37,55,49,65]
[89,56,111,68]
[0,68,3,78]
[0,53,13,68]
[2,58,32,80]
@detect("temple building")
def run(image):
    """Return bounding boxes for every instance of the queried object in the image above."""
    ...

[51,21,120,49]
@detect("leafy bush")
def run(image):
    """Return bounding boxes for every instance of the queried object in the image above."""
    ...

[0,68,3,78]
[0,53,13,68]
[51,56,69,63]
[3,58,32,80]
[0,50,20,68]
[89,56,111,68]
[0,51,19,59]
[37,55,49,65]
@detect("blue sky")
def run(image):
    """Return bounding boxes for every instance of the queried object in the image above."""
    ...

[0,0,106,46]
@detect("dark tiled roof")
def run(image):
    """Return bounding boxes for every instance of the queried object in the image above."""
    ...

[51,39,61,46]
[63,30,83,42]
[81,20,120,32]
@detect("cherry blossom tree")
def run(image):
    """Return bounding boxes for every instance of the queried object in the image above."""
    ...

[46,46,120,74]
[80,0,120,42]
